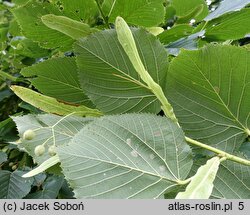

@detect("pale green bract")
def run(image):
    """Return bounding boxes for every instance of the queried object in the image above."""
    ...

[22,155,60,178]
[176,157,220,199]
[41,15,98,40]
[115,16,154,86]
[11,86,102,117]
[115,16,177,122]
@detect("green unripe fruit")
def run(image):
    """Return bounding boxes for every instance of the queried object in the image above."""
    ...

[34,145,45,156]
[9,162,14,167]
[12,165,17,171]
[23,129,36,140]
[48,145,57,156]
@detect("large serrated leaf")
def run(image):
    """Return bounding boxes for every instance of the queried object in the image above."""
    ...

[12,0,98,49]
[205,9,250,41]
[212,160,250,199]
[170,0,209,21]
[12,114,93,164]
[21,57,92,106]
[167,45,250,153]
[75,28,168,114]
[12,1,73,49]
[102,0,165,27]
[0,170,34,199]
[58,114,193,199]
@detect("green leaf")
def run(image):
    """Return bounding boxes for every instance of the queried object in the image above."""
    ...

[25,175,64,199]
[21,57,92,106]
[0,151,7,164]
[11,86,102,117]
[12,0,99,49]
[0,118,16,140]
[0,170,34,199]
[10,39,50,58]
[158,24,193,44]
[205,9,250,41]
[12,1,73,49]
[41,15,98,40]
[212,159,250,199]
[75,28,168,114]
[176,157,220,199]
[12,114,93,164]
[0,89,12,102]
[158,24,194,44]
[52,0,98,25]
[58,114,193,199]
[204,0,250,21]
[170,0,209,21]
[102,0,165,27]
[176,4,205,24]
[167,45,250,153]
[239,142,250,159]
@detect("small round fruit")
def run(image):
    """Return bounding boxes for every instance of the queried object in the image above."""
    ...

[12,165,17,171]
[23,129,36,140]
[48,145,57,156]
[9,162,14,167]
[34,145,45,156]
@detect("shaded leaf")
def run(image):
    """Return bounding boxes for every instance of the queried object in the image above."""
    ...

[11,86,102,117]
[171,0,209,21]
[25,175,64,199]
[75,28,168,114]
[176,157,220,199]
[205,9,250,41]
[10,39,49,58]
[102,0,165,27]
[58,114,193,199]
[12,0,98,49]
[0,170,34,199]
[239,142,250,159]
[176,4,205,24]
[0,151,7,164]
[21,57,93,106]
[167,45,250,152]
[12,1,73,49]
[158,24,194,44]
